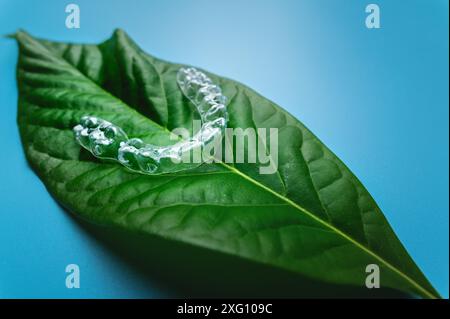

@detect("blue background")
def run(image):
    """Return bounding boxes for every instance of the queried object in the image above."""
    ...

[0,0,448,298]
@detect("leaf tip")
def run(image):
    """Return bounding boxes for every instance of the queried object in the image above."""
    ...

[3,32,17,39]
[4,29,30,40]
[112,28,126,37]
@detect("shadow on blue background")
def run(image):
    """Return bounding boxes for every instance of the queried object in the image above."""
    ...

[0,0,448,298]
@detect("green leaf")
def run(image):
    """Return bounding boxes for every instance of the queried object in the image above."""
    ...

[14,29,439,298]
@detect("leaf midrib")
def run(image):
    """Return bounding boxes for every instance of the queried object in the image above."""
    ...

[220,163,437,299]
[24,33,438,299]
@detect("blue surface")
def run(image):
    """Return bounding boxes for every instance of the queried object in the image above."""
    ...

[0,0,448,298]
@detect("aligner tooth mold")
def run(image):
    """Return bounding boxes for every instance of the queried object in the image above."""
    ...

[73,67,228,174]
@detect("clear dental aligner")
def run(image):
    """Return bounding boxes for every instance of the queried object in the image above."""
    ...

[73,67,228,174]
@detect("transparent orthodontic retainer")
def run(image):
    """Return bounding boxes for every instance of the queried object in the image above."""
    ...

[73,67,228,174]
